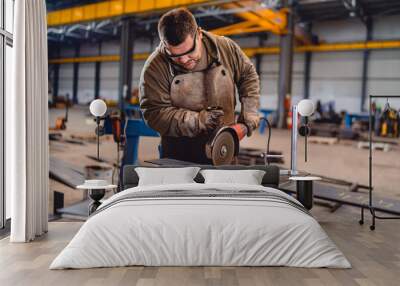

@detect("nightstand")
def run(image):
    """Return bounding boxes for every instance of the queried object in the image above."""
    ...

[289,176,321,210]
[77,180,117,214]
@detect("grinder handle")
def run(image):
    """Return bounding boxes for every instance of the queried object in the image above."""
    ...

[231,123,248,141]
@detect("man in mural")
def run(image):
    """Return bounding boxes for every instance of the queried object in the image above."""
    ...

[139,8,260,164]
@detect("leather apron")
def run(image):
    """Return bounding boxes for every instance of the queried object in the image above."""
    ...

[161,62,236,164]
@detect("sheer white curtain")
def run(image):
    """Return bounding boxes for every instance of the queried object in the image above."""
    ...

[8,0,49,242]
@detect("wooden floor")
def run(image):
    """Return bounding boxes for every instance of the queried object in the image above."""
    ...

[1,205,399,286]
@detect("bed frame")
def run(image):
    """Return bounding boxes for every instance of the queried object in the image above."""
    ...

[122,164,280,190]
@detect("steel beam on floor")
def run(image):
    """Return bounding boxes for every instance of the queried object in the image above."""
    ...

[118,18,134,111]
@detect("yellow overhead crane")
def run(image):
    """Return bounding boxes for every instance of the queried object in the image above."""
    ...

[211,1,287,36]
[47,0,289,39]
[47,0,211,26]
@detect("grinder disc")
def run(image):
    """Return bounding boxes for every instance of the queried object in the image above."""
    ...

[211,131,235,165]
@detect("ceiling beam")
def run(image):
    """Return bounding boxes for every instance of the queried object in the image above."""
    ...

[48,39,400,64]
[221,1,287,35]
[47,0,215,27]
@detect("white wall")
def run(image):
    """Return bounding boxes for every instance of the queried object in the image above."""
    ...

[80,42,100,57]
[132,61,145,88]
[234,36,261,48]
[373,15,400,40]
[58,63,73,98]
[99,61,119,100]
[313,18,366,42]
[368,49,400,110]
[132,39,152,89]
[102,40,119,55]
[52,15,400,111]
[310,52,364,112]
[261,15,400,112]
[259,53,304,110]
[77,63,95,104]
[312,15,400,112]
[260,54,279,109]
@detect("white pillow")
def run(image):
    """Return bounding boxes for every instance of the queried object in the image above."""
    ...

[200,169,265,185]
[135,167,201,186]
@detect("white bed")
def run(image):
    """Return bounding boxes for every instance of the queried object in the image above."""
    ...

[50,183,351,269]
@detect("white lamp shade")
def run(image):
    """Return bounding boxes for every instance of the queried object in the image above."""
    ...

[297,99,315,117]
[89,99,107,117]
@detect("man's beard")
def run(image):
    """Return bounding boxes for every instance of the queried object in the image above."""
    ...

[180,57,201,70]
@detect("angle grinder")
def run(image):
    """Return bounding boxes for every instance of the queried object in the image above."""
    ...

[205,106,248,165]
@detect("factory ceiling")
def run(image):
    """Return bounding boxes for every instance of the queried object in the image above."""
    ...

[297,0,400,22]
[46,0,400,44]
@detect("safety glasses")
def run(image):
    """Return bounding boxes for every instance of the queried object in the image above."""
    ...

[164,31,198,59]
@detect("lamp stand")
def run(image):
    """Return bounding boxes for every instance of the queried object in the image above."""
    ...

[96,116,100,161]
[290,105,299,175]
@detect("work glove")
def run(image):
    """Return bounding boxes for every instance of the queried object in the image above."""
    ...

[199,109,225,132]
[239,114,259,137]
[243,122,256,137]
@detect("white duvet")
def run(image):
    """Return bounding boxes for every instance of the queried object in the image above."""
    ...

[50,183,351,269]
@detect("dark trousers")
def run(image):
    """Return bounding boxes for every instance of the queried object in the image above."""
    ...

[161,135,212,164]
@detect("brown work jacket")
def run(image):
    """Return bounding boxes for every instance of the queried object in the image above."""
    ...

[139,30,260,138]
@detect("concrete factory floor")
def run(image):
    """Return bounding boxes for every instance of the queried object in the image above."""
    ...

[49,106,400,211]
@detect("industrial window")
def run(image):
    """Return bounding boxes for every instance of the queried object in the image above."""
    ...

[0,0,14,230]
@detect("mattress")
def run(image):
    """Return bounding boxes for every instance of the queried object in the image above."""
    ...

[50,183,351,269]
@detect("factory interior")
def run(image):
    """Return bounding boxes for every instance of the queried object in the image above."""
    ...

[1,0,400,285]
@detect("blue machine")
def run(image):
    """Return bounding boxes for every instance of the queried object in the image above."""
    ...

[344,113,369,128]
[104,105,159,165]
[121,119,159,165]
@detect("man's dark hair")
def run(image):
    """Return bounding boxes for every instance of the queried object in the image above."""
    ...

[158,8,198,46]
